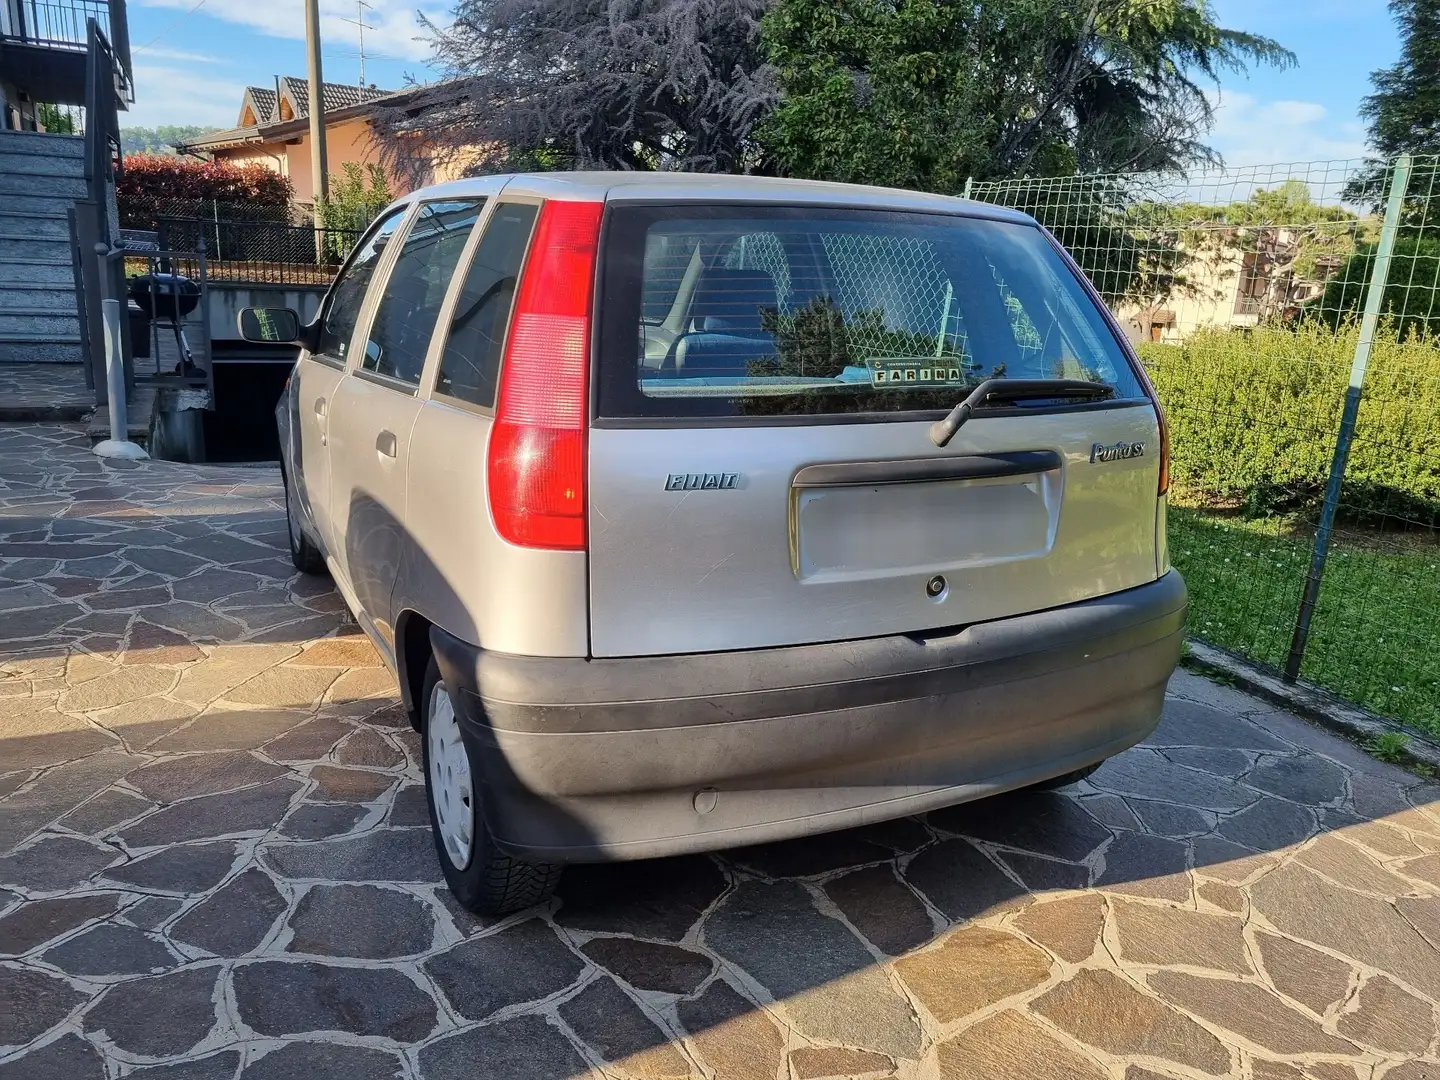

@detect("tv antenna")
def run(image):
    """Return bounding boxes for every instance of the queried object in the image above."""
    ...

[339,0,376,86]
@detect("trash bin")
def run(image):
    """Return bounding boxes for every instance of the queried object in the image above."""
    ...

[127,303,151,359]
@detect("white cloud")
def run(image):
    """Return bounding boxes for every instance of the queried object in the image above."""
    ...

[131,45,221,63]
[124,63,249,128]
[1263,100,1327,128]
[1206,90,1369,168]
[134,0,446,63]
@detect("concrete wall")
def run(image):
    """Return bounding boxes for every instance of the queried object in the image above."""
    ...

[284,117,410,203]
[1114,247,1247,345]
[1,71,33,129]
[218,142,289,176]
[207,283,325,342]
[212,117,422,205]
[206,116,498,204]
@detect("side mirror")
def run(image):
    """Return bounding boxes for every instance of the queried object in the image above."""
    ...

[238,307,301,344]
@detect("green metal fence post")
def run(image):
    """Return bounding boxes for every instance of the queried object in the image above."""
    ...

[1282,152,1413,683]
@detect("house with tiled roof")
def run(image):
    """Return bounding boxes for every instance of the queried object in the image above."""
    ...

[177,77,413,205]
[237,86,277,128]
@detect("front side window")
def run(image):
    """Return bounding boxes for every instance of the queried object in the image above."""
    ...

[599,205,1145,419]
[359,199,487,385]
[433,202,538,407]
[316,206,407,362]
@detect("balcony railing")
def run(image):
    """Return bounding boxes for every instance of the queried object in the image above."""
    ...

[1232,292,1264,316]
[1,0,131,91]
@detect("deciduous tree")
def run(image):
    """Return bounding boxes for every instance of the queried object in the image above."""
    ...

[119,126,220,156]
[759,0,1292,193]
[371,0,779,177]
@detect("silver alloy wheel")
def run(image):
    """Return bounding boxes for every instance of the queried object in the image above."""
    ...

[427,679,474,869]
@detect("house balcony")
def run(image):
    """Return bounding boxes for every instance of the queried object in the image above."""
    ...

[0,0,131,107]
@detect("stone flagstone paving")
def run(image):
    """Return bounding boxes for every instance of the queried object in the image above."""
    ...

[1,421,1439,1079]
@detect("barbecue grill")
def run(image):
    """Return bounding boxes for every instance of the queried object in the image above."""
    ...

[127,273,203,377]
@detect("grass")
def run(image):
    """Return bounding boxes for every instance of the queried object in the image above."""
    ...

[1169,506,1440,736]
[1364,732,1412,765]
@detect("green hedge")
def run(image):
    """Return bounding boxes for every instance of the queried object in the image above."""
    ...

[1138,323,1440,524]
[1309,237,1440,340]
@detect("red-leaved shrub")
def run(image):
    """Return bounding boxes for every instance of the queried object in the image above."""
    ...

[118,154,294,228]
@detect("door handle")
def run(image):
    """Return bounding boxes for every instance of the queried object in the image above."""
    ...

[314,398,327,419]
[376,430,397,458]
[314,398,327,446]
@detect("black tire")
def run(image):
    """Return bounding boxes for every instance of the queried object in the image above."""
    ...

[1026,761,1103,791]
[282,463,327,576]
[420,657,563,914]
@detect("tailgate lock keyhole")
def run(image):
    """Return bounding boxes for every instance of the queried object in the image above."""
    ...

[926,575,947,599]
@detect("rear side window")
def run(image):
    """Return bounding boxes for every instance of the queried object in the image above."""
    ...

[316,205,407,362]
[434,202,539,407]
[597,205,1145,418]
[359,199,486,385]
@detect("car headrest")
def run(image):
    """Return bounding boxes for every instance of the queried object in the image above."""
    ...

[691,267,780,336]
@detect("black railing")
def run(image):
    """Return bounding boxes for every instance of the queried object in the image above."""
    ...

[3,0,131,95]
[69,18,128,399]
[83,18,120,207]
[154,215,362,285]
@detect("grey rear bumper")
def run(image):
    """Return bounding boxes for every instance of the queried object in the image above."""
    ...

[431,571,1186,862]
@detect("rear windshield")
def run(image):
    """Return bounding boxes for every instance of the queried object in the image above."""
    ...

[596,204,1146,419]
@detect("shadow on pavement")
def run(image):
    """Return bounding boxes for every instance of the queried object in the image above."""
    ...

[4,421,1440,1077]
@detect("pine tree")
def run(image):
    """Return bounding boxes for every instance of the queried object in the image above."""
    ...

[760,0,1292,188]
[1360,0,1440,160]
[1339,0,1440,321]
[1347,0,1440,218]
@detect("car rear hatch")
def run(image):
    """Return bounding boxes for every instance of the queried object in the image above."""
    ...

[586,198,1163,658]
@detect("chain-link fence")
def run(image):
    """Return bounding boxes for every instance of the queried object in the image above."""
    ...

[970,154,1440,736]
[120,196,297,230]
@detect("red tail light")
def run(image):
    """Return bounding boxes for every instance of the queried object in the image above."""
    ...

[488,200,603,550]
[1156,401,1171,496]
[1130,352,1170,498]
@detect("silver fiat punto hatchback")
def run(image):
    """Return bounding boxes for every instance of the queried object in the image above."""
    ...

[243,172,1186,914]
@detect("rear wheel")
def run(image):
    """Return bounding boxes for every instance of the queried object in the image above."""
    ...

[282,465,327,575]
[421,657,563,914]
[1026,762,1103,791]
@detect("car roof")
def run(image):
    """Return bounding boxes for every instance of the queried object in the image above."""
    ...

[390,171,1038,226]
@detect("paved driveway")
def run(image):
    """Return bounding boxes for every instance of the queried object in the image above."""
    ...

[2,422,1439,1080]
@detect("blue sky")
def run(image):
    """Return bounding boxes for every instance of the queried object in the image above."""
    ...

[1204,0,1397,165]
[124,0,1401,168]
[123,0,445,130]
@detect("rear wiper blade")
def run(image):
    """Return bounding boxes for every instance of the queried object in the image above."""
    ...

[929,378,1114,448]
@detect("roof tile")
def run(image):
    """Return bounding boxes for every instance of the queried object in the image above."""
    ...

[278,76,391,119]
